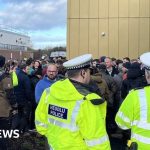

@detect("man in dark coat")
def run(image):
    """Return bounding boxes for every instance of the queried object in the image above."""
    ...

[121,62,147,99]
[13,63,32,132]
[105,57,119,77]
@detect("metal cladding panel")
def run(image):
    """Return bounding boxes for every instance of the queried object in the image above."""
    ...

[79,19,89,55]
[67,19,70,59]
[119,0,129,17]
[139,18,149,55]
[89,19,99,58]
[67,0,71,18]
[69,19,79,58]
[99,19,109,56]
[109,19,119,58]
[119,18,129,58]
[109,0,119,18]
[140,0,149,17]
[99,0,109,18]
[89,0,99,18]
[67,0,150,59]
[129,18,139,59]
[129,0,140,17]
[69,0,79,18]
[80,0,89,18]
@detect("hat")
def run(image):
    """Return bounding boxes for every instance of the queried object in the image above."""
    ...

[98,63,106,70]
[130,62,140,69]
[123,62,131,69]
[63,54,92,70]
[140,52,150,70]
[18,62,27,70]
[99,56,106,63]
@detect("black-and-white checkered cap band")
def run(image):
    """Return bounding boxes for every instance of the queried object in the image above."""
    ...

[63,54,92,70]
[143,65,150,71]
[65,61,91,70]
[140,52,150,71]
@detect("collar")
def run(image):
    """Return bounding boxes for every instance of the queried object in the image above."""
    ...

[45,75,57,82]
[69,78,90,88]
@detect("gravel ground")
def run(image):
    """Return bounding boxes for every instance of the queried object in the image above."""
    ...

[7,132,46,150]
[4,132,127,150]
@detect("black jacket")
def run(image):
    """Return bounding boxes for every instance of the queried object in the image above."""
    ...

[105,66,119,77]
[121,63,147,99]
[14,68,32,105]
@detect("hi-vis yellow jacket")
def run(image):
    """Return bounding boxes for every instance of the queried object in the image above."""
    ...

[115,86,150,150]
[12,71,18,87]
[35,79,111,150]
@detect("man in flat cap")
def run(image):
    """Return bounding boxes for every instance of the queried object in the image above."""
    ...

[115,52,150,150]
[35,54,111,150]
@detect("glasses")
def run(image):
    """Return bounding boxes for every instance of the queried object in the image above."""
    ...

[47,70,57,73]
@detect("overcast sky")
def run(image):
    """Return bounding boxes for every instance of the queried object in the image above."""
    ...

[0,0,67,49]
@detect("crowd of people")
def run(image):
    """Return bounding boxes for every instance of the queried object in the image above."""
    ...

[0,53,149,150]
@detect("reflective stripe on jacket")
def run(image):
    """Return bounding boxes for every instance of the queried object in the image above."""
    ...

[35,79,110,150]
[115,86,150,150]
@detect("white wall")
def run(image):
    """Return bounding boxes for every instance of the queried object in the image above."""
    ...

[0,29,30,47]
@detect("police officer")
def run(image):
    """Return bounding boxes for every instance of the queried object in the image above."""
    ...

[115,52,150,150]
[35,54,111,150]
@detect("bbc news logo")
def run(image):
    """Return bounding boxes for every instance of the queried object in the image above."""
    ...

[0,130,19,138]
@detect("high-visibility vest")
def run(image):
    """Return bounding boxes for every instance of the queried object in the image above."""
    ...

[12,71,18,87]
[115,86,150,150]
[35,79,111,150]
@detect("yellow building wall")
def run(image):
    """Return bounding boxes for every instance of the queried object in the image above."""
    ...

[67,0,150,59]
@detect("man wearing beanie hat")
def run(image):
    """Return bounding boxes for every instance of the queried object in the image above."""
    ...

[122,62,131,70]
[116,52,150,150]
[35,54,110,150]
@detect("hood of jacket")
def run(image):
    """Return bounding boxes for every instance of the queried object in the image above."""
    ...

[91,72,103,83]
[127,62,142,79]
[49,79,84,101]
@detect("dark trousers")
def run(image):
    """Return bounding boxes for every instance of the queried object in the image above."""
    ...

[0,117,10,150]
[11,103,31,133]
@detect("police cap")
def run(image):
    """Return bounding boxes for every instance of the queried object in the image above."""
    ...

[63,54,92,70]
[140,52,150,70]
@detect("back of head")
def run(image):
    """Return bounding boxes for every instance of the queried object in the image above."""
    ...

[116,59,123,65]
[63,54,92,84]
[98,63,106,71]
[127,62,142,79]
[18,62,27,70]
[130,62,140,69]
[0,55,5,68]
[26,58,33,66]
[123,57,130,63]
[99,56,106,63]
[123,62,131,70]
